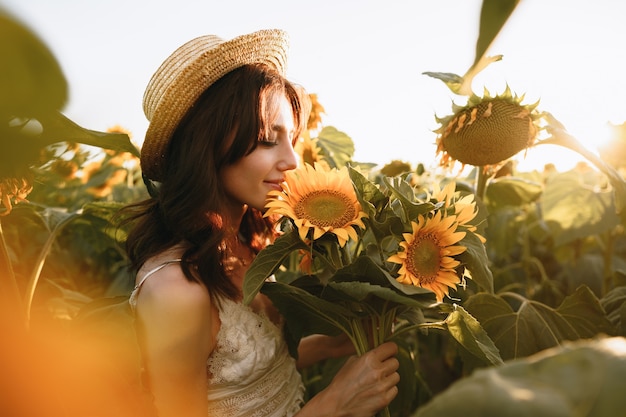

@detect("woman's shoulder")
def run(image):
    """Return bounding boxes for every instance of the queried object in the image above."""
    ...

[139,263,209,308]
[135,246,211,315]
[134,254,219,359]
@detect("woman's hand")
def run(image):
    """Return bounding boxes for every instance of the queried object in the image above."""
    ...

[297,341,400,417]
[296,333,356,369]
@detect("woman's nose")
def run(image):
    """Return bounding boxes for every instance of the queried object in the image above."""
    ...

[278,144,299,171]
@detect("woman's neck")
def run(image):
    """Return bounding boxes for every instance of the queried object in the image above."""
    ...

[222,203,248,238]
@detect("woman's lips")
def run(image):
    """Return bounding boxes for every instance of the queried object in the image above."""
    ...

[265,181,284,192]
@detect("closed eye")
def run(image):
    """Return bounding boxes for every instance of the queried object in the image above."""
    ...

[258,138,278,147]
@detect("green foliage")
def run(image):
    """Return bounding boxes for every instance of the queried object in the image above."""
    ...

[413,337,626,417]
[0,9,67,116]
[541,171,620,246]
[0,9,138,191]
[465,287,614,361]
[315,126,354,169]
[441,304,503,366]
[485,177,543,207]
[474,0,520,69]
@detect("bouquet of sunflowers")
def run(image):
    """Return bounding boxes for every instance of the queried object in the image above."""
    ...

[243,162,498,371]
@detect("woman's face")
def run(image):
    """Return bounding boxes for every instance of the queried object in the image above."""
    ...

[221,95,298,212]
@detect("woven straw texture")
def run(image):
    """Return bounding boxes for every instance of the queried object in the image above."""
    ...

[140,29,289,181]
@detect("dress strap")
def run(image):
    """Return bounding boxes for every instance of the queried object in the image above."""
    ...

[133,259,182,291]
[129,259,182,313]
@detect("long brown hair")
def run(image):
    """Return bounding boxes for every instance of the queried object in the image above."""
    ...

[121,63,305,301]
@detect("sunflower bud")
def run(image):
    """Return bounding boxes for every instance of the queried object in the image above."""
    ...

[435,87,541,167]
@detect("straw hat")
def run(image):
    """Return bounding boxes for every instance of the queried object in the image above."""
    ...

[140,29,289,181]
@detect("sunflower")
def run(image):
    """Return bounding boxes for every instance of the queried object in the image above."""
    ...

[306,93,326,132]
[294,135,329,170]
[0,173,33,216]
[435,86,542,169]
[430,181,485,242]
[264,163,367,247]
[388,211,467,302]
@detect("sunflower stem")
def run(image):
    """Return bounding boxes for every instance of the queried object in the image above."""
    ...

[349,234,364,264]
[23,212,78,329]
[327,240,344,270]
[376,406,391,417]
[475,166,489,200]
[0,217,23,325]
[601,230,616,297]
[350,317,370,356]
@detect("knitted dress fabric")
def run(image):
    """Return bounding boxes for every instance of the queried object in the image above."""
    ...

[206,297,304,416]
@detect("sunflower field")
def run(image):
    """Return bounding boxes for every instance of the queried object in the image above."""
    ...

[2,1,626,417]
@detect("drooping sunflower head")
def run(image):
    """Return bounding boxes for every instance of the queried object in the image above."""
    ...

[435,86,542,168]
[388,211,467,302]
[264,163,368,247]
[379,160,413,177]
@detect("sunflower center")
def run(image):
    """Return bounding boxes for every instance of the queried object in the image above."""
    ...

[405,233,441,284]
[295,190,356,227]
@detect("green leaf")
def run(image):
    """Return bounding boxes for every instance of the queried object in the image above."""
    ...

[2,112,139,172]
[601,286,626,336]
[390,339,425,416]
[557,286,614,337]
[485,177,543,208]
[38,112,139,156]
[542,171,620,246]
[0,11,67,116]
[261,281,356,356]
[331,255,437,299]
[413,337,626,417]
[458,230,494,293]
[315,126,354,169]
[243,230,309,305]
[383,176,435,224]
[422,0,518,95]
[348,165,387,216]
[326,281,434,311]
[473,0,520,69]
[443,304,503,366]
[464,287,613,360]
[0,12,136,160]
[421,72,465,94]
[422,72,464,86]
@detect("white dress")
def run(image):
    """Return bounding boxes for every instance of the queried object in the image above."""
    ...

[129,260,304,417]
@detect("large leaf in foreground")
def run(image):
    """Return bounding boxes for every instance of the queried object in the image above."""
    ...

[414,337,626,417]
[0,11,66,116]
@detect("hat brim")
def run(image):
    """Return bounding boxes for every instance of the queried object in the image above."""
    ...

[140,29,289,181]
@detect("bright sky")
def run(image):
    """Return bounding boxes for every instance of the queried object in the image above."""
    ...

[4,0,626,172]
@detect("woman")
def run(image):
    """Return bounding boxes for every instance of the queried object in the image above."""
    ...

[123,29,399,417]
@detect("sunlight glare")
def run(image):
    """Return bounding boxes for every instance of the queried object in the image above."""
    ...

[515,109,622,173]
